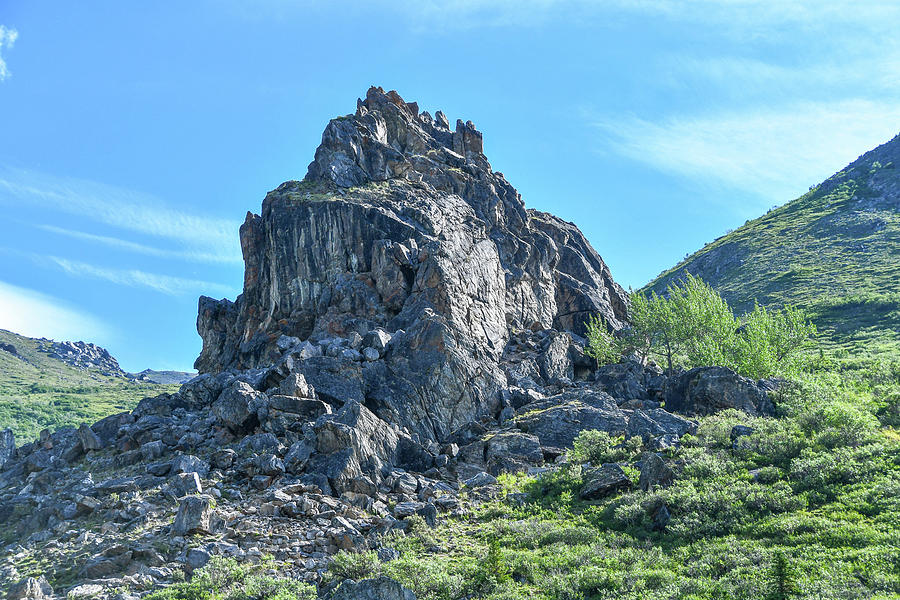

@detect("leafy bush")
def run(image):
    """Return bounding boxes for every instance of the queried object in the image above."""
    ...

[145,557,315,600]
[326,550,381,582]
[570,430,641,465]
[585,273,817,378]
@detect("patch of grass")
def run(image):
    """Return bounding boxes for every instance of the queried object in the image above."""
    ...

[0,329,178,443]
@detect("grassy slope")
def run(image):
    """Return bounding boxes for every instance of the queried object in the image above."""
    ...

[0,329,179,443]
[643,133,900,360]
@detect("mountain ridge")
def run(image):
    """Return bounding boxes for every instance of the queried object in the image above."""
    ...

[644,131,900,357]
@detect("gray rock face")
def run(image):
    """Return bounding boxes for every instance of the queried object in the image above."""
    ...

[330,576,416,600]
[666,366,775,417]
[195,86,628,442]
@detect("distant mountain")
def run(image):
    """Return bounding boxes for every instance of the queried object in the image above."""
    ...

[130,369,197,385]
[0,329,181,442]
[644,133,900,358]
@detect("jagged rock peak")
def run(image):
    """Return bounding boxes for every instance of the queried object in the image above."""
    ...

[305,86,492,189]
[196,86,629,442]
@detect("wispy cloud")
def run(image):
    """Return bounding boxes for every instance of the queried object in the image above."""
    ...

[45,256,236,297]
[38,225,241,265]
[0,280,111,343]
[0,25,17,82]
[352,0,900,35]
[0,167,242,264]
[593,100,900,204]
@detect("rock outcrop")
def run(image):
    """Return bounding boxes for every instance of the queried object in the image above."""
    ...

[45,341,125,377]
[196,86,628,442]
[0,89,784,599]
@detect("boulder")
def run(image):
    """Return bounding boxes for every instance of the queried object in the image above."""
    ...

[278,372,315,397]
[7,576,53,600]
[330,576,416,600]
[77,423,103,451]
[173,495,214,535]
[730,425,755,450]
[267,395,331,421]
[212,381,265,433]
[538,331,574,382]
[171,455,210,478]
[462,471,497,488]
[625,409,696,443]
[284,440,314,474]
[651,503,671,531]
[173,472,203,496]
[485,431,543,475]
[665,366,774,417]
[579,464,631,500]
[516,391,626,449]
[638,452,674,492]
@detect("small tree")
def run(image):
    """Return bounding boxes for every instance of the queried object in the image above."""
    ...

[584,313,620,367]
[768,550,800,600]
[668,273,737,370]
[737,302,817,379]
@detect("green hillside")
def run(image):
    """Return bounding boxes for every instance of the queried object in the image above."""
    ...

[644,133,900,360]
[0,329,179,443]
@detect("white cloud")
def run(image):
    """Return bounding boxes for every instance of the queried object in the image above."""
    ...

[45,256,236,297]
[38,225,241,265]
[0,167,242,264]
[0,280,111,342]
[593,100,900,205]
[0,25,17,82]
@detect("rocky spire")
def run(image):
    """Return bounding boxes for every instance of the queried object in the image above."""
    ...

[196,87,629,441]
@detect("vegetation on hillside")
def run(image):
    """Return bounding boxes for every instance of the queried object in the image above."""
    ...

[586,274,817,379]
[644,136,900,362]
[0,329,179,443]
[316,366,899,600]
[146,557,316,600]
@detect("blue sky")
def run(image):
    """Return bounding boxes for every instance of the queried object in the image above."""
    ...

[1,1,899,371]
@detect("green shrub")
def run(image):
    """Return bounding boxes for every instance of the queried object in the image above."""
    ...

[584,273,817,378]
[145,557,315,600]
[570,430,641,465]
[326,550,381,582]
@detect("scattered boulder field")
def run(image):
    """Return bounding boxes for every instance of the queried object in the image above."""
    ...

[0,88,778,599]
